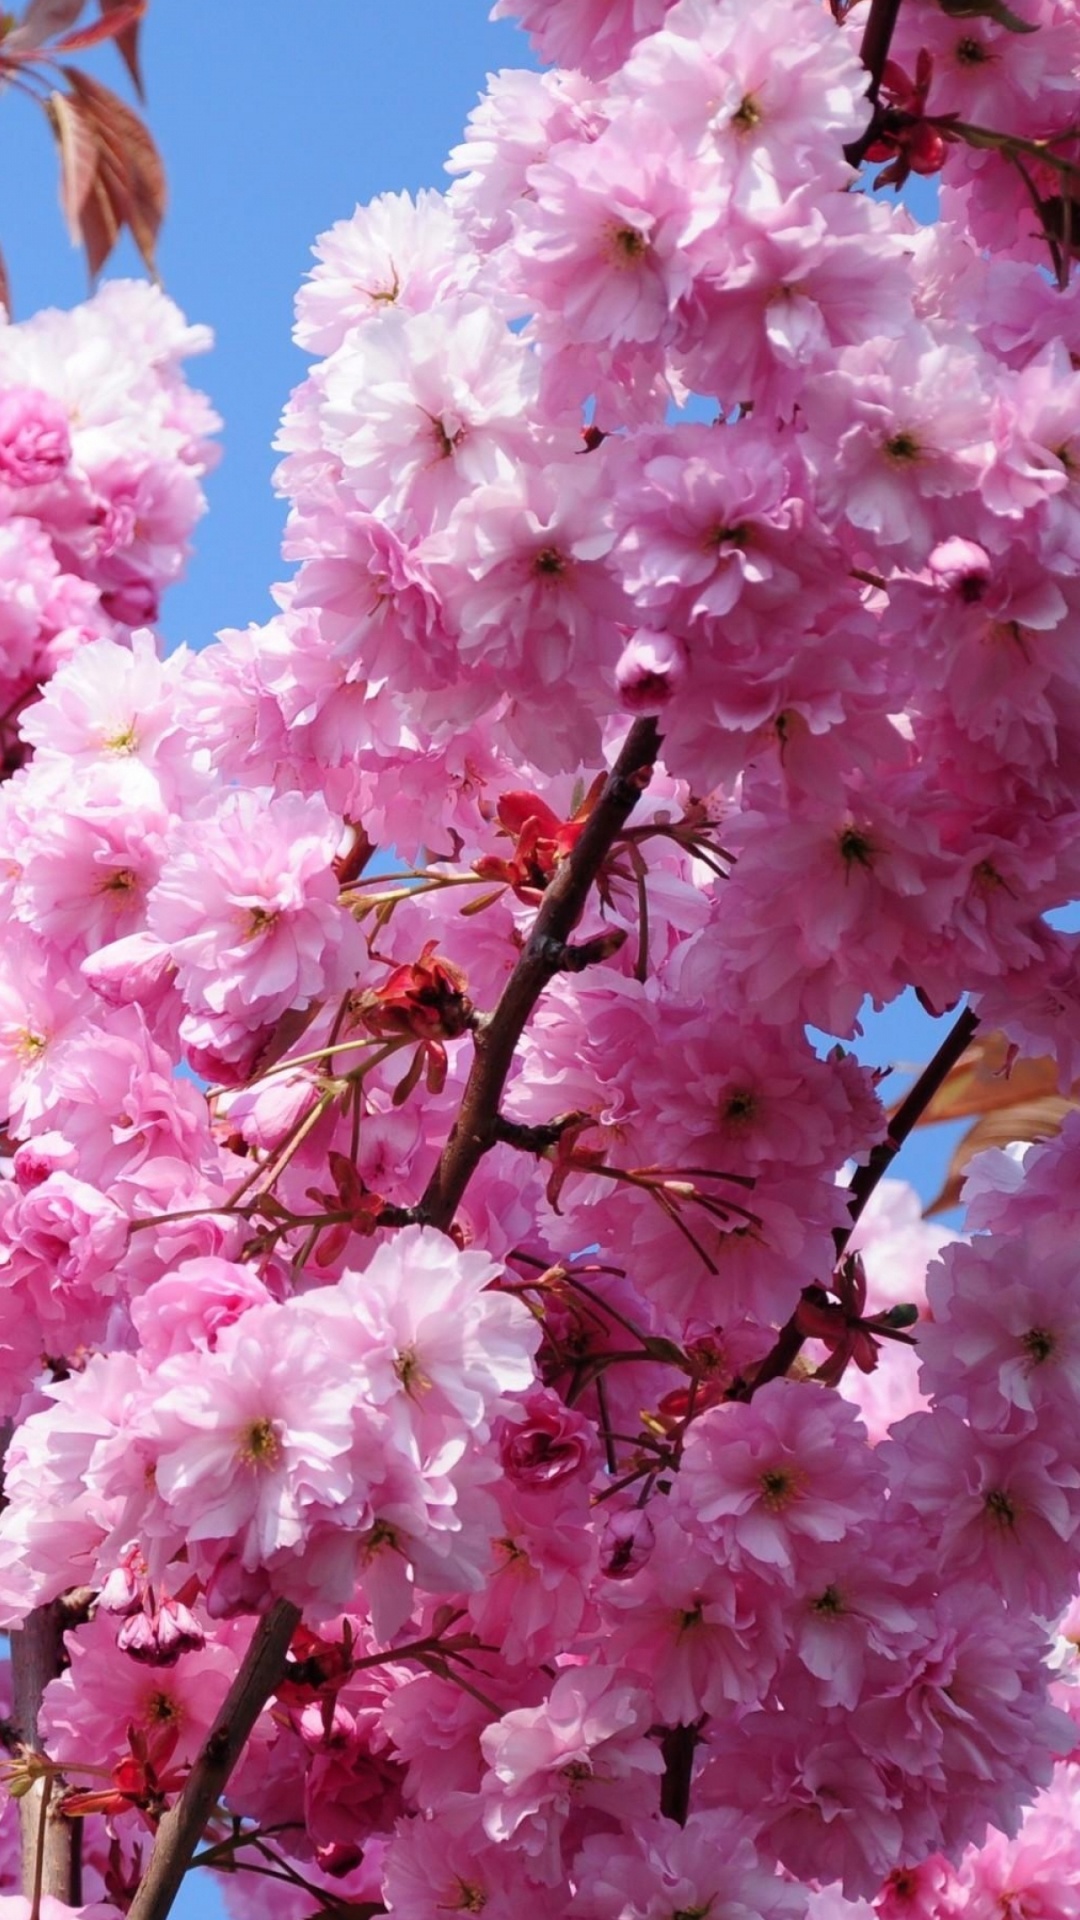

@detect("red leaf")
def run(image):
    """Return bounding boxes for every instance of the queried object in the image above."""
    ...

[53,1,144,59]
[47,87,99,234]
[62,67,165,273]
[4,0,85,53]
[97,0,143,95]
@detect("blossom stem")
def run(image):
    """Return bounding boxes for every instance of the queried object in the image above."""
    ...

[419,717,661,1232]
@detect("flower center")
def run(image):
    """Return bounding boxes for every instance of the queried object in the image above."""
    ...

[15,1027,47,1063]
[245,905,279,940]
[760,1466,800,1509]
[813,1584,844,1615]
[732,93,761,131]
[103,723,139,755]
[1022,1326,1055,1366]
[609,224,649,263]
[238,1416,281,1470]
[146,1690,181,1725]
[533,545,567,578]
[884,430,921,462]
[711,522,749,550]
[722,1087,757,1127]
[839,826,875,869]
[984,1488,1016,1529]
[452,1883,487,1915]
[430,412,467,459]
[394,1345,432,1396]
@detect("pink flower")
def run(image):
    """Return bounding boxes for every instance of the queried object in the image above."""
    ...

[886,1409,1080,1615]
[305,1224,540,1450]
[499,1389,599,1492]
[514,116,698,349]
[918,1232,1080,1437]
[313,297,541,534]
[135,1302,367,1575]
[490,0,675,79]
[571,1810,808,1920]
[0,387,71,487]
[480,1666,664,1882]
[147,787,357,1050]
[384,1794,568,1920]
[675,1380,882,1584]
[601,1508,783,1717]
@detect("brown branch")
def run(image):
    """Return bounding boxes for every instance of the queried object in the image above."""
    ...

[11,1604,77,1905]
[492,1110,589,1155]
[841,1003,979,1243]
[659,1723,702,1825]
[733,1003,979,1402]
[126,1597,300,1920]
[419,717,661,1233]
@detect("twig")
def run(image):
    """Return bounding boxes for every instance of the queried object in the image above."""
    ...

[419,718,661,1232]
[126,1598,300,1920]
[659,1723,701,1825]
[841,1003,978,1243]
[735,1004,979,1401]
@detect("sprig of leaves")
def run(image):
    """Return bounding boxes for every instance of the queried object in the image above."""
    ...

[0,0,162,304]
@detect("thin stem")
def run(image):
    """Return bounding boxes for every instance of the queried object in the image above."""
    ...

[842,1004,978,1244]
[738,1004,980,1402]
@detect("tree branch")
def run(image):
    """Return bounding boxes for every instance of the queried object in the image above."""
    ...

[11,1604,77,1905]
[841,1003,979,1243]
[126,1597,300,1920]
[735,1003,979,1400]
[419,717,661,1233]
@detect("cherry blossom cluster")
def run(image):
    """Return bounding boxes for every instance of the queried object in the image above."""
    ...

[0,281,218,774]
[1,1,1080,1918]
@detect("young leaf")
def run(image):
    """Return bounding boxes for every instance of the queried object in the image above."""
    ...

[53,1,145,60]
[62,67,165,273]
[924,1093,1078,1214]
[901,1030,1065,1126]
[47,87,99,239]
[98,0,143,94]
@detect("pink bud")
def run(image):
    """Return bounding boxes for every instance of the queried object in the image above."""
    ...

[928,538,991,602]
[117,1613,161,1664]
[97,1563,143,1618]
[81,931,175,1010]
[500,1391,598,1490]
[615,629,688,713]
[600,1507,656,1579]
[153,1597,206,1663]
[12,1132,78,1193]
